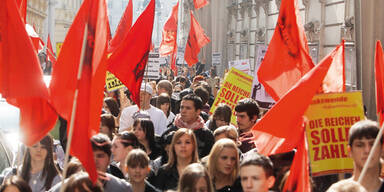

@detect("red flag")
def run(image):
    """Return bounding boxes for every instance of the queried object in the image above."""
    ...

[108,0,133,53]
[193,0,208,10]
[251,43,342,156]
[107,0,155,107]
[0,0,57,146]
[159,2,178,56]
[283,133,311,192]
[16,0,27,23]
[375,40,384,125]
[321,40,345,93]
[49,0,109,182]
[170,46,178,75]
[47,34,56,64]
[184,11,210,67]
[257,0,314,101]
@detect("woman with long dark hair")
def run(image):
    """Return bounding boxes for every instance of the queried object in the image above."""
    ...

[133,118,162,160]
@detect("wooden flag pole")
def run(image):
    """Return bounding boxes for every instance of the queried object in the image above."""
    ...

[59,24,88,192]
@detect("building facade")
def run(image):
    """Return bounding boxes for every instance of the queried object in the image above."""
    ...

[26,0,48,37]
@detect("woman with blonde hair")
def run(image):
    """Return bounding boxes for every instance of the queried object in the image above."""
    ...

[153,128,199,191]
[207,138,242,192]
[178,163,214,192]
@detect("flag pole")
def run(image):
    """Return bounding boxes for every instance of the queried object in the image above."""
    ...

[59,23,88,192]
[357,122,384,183]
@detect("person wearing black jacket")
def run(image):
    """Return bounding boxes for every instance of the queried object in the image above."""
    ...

[161,94,214,159]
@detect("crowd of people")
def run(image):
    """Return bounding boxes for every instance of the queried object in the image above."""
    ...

[0,67,382,192]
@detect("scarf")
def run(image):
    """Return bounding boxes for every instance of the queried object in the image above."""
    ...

[174,114,205,130]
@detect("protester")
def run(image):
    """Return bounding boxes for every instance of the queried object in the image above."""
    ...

[120,83,168,135]
[326,179,367,192]
[206,103,232,132]
[156,93,176,126]
[3,135,61,192]
[151,131,175,174]
[103,97,120,118]
[111,131,142,177]
[151,80,179,114]
[162,94,214,158]
[239,152,275,192]
[100,113,116,140]
[213,126,240,145]
[153,128,199,191]
[330,120,384,192]
[62,172,103,192]
[234,98,259,153]
[177,163,214,192]
[133,118,162,160]
[0,176,32,192]
[207,138,242,191]
[126,149,160,192]
[194,86,210,114]
[64,158,83,179]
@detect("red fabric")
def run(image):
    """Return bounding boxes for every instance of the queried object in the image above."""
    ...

[107,0,155,107]
[257,0,314,101]
[375,40,384,125]
[0,0,57,146]
[321,40,345,93]
[170,44,178,75]
[251,43,342,156]
[49,0,109,183]
[193,0,208,10]
[184,11,210,67]
[47,34,56,64]
[16,0,27,23]
[283,132,311,192]
[108,0,132,53]
[159,2,178,56]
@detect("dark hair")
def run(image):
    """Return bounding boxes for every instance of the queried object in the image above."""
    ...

[209,103,232,131]
[157,80,173,96]
[240,152,274,178]
[115,131,143,149]
[178,163,214,192]
[175,76,187,84]
[156,93,171,116]
[100,113,116,140]
[235,98,260,119]
[91,133,112,157]
[0,176,32,192]
[182,94,203,110]
[348,120,382,146]
[66,158,83,178]
[195,81,211,96]
[133,118,157,152]
[126,149,149,168]
[194,86,209,105]
[64,172,103,192]
[104,97,120,117]
[20,135,60,191]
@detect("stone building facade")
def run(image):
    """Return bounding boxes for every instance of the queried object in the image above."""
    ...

[26,0,48,37]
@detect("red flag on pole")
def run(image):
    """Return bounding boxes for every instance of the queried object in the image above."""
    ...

[170,46,178,75]
[49,0,109,182]
[375,40,384,125]
[257,0,314,101]
[321,40,345,93]
[0,0,57,146]
[159,2,178,56]
[283,133,311,192]
[193,0,208,10]
[184,11,210,67]
[107,0,155,107]
[16,0,27,23]
[108,0,133,53]
[47,34,56,64]
[251,43,342,156]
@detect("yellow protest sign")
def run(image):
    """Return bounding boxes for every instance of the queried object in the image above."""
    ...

[304,91,364,176]
[56,42,63,57]
[106,71,125,92]
[210,68,253,125]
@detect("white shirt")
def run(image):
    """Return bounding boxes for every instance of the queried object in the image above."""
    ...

[167,111,176,126]
[119,105,168,135]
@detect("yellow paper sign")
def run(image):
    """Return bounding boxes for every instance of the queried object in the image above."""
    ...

[304,91,364,176]
[106,71,125,92]
[210,68,253,125]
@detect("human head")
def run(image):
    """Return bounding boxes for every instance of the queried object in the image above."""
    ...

[240,152,275,192]
[209,103,232,131]
[235,98,260,132]
[348,120,382,170]
[91,133,112,172]
[64,172,103,192]
[66,158,83,179]
[175,76,187,88]
[213,125,239,144]
[140,83,153,108]
[194,86,209,105]
[126,149,150,184]
[166,128,199,168]
[111,131,142,164]
[178,163,214,192]
[100,113,116,140]
[180,94,203,124]
[192,75,205,85]
[103,97,120,117]
[157,80,173,96]
[133,118,156,148]
[326,179,367,192]
[0,176,32,192]
[207,138,239,184]
[156,93,171,116]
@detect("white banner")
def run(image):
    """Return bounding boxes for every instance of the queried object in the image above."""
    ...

[145,52,160,79]
[212,52,221,66]
[228,59,251,75]
[251,45,274,103]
